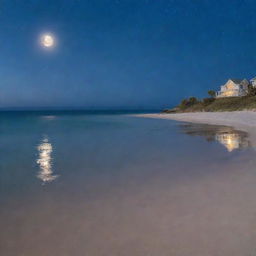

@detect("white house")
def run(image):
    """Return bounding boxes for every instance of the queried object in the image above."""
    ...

[250,77,256,87]
[216,79,249,98]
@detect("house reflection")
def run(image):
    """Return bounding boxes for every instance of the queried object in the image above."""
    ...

[36,136,58,184]
[180,123,250,152]
[215,133,243,152]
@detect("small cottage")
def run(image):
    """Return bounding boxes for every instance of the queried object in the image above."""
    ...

[216,79,249,98]
[250,77,256,87]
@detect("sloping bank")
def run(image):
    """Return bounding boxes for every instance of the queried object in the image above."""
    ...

[137,111,256,147]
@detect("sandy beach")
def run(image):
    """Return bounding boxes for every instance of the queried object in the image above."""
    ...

[138,111,256,146]
[3,112,256,256]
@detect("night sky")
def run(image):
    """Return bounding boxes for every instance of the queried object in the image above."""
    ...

[1,0,256,109]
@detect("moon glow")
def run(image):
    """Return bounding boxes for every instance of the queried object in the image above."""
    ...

[40,34,55,48]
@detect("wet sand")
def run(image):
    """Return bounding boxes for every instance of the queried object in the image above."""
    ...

[137,111,256,146]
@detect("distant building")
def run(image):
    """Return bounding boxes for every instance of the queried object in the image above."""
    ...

[250,77,256,87]
[216,79,249,98]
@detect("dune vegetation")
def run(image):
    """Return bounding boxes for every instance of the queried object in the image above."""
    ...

[163,87,256,113]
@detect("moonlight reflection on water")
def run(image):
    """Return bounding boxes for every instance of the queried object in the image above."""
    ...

[36,137,58,184]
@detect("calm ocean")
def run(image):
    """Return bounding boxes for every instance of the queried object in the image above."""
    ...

[1,111,256,256]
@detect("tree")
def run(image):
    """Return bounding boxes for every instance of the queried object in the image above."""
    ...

[208,90,216,98]
[188,97,199,105]
[247,85,256,96]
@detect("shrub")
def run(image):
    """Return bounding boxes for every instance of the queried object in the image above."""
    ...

[188,97,199,105]
[247,85,256,96]
[203,97,215,106]
[208,90,216,98]
[179,97,199,110]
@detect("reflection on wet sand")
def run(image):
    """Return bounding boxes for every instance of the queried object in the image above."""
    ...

[215,132,246,152]
[180,123,250,152]
[36,137,58,184]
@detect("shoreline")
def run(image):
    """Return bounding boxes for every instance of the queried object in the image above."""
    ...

[136,111,256,147]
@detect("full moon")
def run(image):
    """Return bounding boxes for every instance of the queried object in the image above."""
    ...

[40,34,55,48]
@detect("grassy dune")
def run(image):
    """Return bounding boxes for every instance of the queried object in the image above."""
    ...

[166,96,256,113]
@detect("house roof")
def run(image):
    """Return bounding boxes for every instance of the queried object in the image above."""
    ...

[229,79,244,84]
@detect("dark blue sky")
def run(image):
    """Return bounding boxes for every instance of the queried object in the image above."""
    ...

[1,0,256,109]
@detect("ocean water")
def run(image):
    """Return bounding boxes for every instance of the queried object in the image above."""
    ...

[1,112,256,256]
